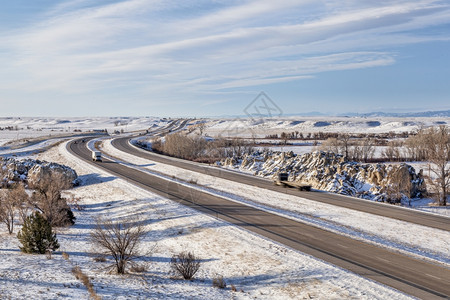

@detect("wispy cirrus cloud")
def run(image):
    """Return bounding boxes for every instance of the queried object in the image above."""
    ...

[0,0,449,114]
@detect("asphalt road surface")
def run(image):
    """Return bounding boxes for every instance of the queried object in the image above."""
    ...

[69,139,450,299]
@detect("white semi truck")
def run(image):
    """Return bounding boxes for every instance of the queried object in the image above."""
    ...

[92,151,102,162]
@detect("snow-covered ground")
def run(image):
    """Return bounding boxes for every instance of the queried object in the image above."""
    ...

[0,117,170,148]
[203,117,449,138]
[0,141,414,299]
[0,116,448,299]
[101,139,450,267]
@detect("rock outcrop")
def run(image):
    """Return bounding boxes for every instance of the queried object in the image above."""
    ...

[220,151,426,203]
[0,157,78,188]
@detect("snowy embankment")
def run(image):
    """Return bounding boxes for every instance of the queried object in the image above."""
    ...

[101,139,450,267]
[0,141,413,299]
[0,137,70,158]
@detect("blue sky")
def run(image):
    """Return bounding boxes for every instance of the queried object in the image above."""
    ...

[1,0,449,117]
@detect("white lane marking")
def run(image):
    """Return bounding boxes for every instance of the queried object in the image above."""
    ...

[425,273,441,280]
[375,257,390,263]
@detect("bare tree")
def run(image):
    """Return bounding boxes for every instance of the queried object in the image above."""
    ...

[404,128,427,161]
[320,137,340,154]
[90,216,147,274]
[339,133,351,159]
[197,122,206,136]
[28,172,75,227]
[0,190,17,234]
[423,125,449,206]
[11,183,31,224]
[280,132,288,145]
[359,138,375,162]
[384,164,412,204]
[382,140,402,162]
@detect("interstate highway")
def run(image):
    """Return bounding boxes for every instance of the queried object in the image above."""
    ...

[69,138,450,299]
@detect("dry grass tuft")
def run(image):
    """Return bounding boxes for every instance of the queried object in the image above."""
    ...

[72,266,101,300]
[212,276,226,289]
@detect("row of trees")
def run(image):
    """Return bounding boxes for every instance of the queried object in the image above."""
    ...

[319,136,376,162]
[266,131,410,142]
[319,126,449,206]
[150,133,254,162]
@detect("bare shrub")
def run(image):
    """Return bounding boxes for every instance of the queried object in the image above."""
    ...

[62,252,70,260]
[231,284,237,292]
[212,276,226,289]
[28,172,75,227]
[170,251,201,280]
[90,217,146,274]
[93,256,107,263]
[130,263,148,273]
[67,194,84,211]
[163,133,207,160]
[72,266,101,300]
[151,138,163,152]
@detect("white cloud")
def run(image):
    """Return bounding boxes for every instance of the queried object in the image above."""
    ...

[0,0,449,109]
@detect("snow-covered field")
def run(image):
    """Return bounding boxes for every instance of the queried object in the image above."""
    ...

[0,141,414,299]
[0,116,448,299]
[0,117,170,148]
[203,117,450,138]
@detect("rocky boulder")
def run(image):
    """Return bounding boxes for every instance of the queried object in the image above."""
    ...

[0,157,78,188]
[219,150,426,202]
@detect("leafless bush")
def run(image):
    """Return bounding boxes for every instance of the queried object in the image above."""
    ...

[28,173,75,227]
[130,263,148,273]
[212,276,227,289]
[153,133,254,162]
[62,252,70,260]
[67,194,84,211]
[93,256,107,263]
[72,266,101,300]
[151,138,163,152]
[164,133,207,160]
[90,217,147,274]
[170,251,201,280]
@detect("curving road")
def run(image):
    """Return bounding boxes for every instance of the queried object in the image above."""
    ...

[111,136,450,232]
[68,138,450,299]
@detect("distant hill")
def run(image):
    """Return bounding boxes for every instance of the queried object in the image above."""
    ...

[340,110,450,118]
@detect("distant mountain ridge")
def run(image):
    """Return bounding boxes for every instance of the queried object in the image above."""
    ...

[340,110,450,118]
